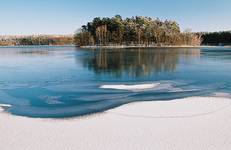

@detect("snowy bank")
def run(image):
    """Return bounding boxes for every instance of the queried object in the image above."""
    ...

[1,97,231,150]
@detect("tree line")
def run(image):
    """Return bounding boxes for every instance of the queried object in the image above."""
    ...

[74,15,202,47]
[201,31,231,46]
[0,35,74,46]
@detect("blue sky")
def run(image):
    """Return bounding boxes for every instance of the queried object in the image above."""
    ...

[0,0,230,35]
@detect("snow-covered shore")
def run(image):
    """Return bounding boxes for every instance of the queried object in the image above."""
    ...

[1,96,231,150]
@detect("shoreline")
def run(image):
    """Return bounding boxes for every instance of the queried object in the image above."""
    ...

[1,96,231,150]
[80,45,226,49]
[0,45,76,48]
[0,45,230,49]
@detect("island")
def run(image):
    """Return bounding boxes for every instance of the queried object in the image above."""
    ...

[74,15,202,48]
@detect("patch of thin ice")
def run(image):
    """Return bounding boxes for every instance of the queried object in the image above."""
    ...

[0,104,11,112]
[0,104,11,107]
[100,83,160,91]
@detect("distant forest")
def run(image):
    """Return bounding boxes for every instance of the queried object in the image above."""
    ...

[74,15,202,47]
[0,35,74,46]
[201,31,231,46]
